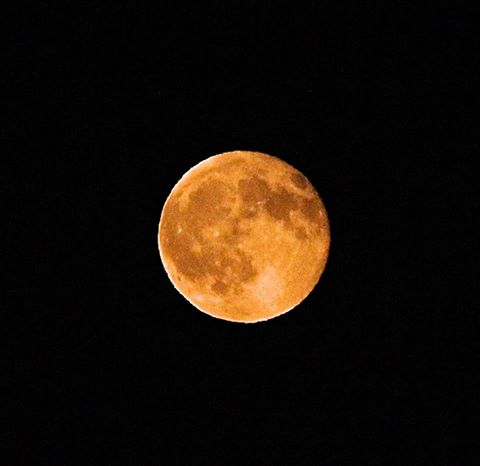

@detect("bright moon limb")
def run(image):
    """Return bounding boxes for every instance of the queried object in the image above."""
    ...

[158,151,330,323]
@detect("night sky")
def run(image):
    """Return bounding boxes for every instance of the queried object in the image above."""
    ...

[5,3,476,464]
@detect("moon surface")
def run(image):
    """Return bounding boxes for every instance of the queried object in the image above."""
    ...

[158,151,330,323]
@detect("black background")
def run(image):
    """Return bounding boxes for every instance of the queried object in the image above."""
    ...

[5,3,476,465]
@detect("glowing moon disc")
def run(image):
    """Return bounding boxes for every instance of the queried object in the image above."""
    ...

[158,151,330,323]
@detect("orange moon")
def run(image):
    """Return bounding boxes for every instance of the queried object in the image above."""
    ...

[158,151,330,323]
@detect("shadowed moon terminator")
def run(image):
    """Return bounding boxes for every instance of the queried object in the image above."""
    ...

[158,151,330,323]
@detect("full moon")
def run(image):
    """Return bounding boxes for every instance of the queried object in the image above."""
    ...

[158,151,330,323]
